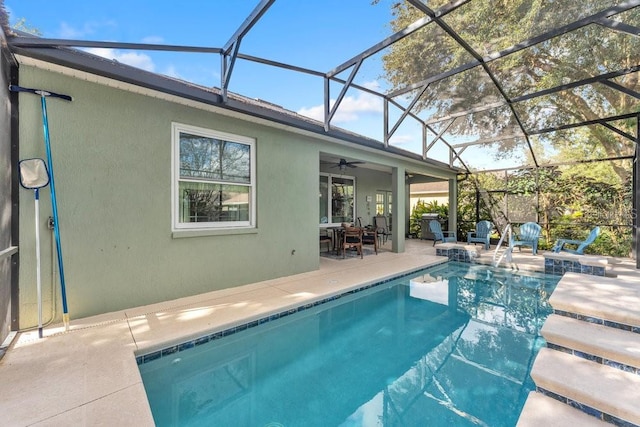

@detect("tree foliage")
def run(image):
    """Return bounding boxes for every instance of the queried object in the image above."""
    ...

[457,163,633,256]
[383,1,637,256]
[381,1,640,180]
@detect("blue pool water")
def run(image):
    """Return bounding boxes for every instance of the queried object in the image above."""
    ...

[139,262,559,426]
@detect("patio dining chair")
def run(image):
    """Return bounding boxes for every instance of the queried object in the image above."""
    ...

[319,229,332,253]
[509,222,541,255]
[467,220,493,250]
[552,226,600,255]
[342,226,363,259]
[429,219,456,246]
[374,215,391,244]
[361,227,378,254]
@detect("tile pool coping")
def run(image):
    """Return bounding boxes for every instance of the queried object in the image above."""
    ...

[136,266,437,365]
[136,258,560,366]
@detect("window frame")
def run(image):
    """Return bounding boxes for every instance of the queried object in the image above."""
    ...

[171,122,256,232]
[319,172,357,226]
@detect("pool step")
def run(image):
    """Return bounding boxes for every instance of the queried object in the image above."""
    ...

[530,348,640,426]
[517,391,611,427]
[518,272,640,427]
[541,314,640,373]
[548,272,640,329]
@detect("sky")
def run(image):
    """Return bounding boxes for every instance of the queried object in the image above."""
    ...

[4,0,435,154]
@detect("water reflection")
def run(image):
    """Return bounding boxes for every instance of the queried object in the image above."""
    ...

[140,262,558,426]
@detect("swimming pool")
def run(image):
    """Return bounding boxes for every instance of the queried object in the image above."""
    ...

[138,262,559,426]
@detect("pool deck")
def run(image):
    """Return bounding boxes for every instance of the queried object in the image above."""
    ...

[1,239,638,426]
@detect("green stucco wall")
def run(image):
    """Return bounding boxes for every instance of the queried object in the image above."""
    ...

[0,44,16,342]
[16,64,456,327]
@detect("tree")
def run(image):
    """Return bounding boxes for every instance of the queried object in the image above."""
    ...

[0,0,41,36]
[11,18,41,35]
[381,1,640,181]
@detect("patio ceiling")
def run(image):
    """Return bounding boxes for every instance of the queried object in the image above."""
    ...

[6,0,640,174]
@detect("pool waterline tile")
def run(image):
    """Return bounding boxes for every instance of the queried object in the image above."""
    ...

[135,267,426,365]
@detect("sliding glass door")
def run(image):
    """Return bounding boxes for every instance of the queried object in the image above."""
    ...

[319,173,355,225]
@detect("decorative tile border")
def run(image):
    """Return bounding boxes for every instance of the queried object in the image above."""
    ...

[435,247,476,263]
[543,257,606,277]
[435,246,608,278]
[553,309,640,334]
[136,267,430,365]
[546,342,639,376]
[537,387,638,427]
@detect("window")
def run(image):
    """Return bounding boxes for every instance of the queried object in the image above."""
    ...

[376,191,392,216]
[172,123,255,230]
[319,174,355,225]
[376,191,393,230]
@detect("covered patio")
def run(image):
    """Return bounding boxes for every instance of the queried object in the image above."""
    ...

[3,1,640,425]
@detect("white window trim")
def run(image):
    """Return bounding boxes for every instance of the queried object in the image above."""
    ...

[171,122,256,232]
[320,172,357,227]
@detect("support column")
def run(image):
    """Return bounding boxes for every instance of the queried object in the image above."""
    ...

[448,177,458,239]
[391,166,405,253]
[635,115,639,268]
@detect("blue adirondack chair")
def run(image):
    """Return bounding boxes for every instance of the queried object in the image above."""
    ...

[429,219,456,246]
[552,226,600,255]
[509,222,541,255]
[467,220,493,250]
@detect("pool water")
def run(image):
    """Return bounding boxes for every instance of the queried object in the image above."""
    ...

[139,262,559,426]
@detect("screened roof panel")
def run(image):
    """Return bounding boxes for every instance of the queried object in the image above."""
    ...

[487,22,640,99]
[328,86,386,142]
[7,0,640,174]
[529,125,636,165]
[453,138,534,171]
[434,104,524,141]
[416,65,504,124]
[387,106,425,155]
[442,0,632,55]
[238,0,400,70]
[382,21,477,89]
[607,118,638,142]
[610,70,640,93]
[513,82,640,133]
[610,5,640,25]
[426,138,453,165]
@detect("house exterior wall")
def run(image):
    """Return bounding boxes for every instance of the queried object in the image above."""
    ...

[409,194,449,211]
[15,64,456,326]
[0,41,16,343]
[409,181,450,212]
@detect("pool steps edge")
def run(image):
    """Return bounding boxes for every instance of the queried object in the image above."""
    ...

[518,273,640,427]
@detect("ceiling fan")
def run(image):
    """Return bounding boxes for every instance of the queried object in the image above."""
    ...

[329,158,365,170]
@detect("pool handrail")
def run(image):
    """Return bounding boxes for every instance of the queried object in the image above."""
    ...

[493,223,513,267]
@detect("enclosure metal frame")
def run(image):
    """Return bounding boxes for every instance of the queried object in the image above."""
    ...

[7,0,640,265]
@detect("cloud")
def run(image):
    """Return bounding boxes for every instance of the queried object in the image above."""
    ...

[297,80,384,123]
[83,47,156,72]
[161,64,181,79]
[388,133,416,146]
[142,35,164,44]
[59,22,83,39]
[57,20,117,39]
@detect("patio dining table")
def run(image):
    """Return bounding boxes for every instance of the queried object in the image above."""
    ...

[326,225,373,255]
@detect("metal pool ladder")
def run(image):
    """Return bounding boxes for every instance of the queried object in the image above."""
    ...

[492,223,513,267]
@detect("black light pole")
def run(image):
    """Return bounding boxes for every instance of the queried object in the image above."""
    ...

[635,114,639,268]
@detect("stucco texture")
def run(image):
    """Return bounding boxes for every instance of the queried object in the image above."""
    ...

[16,66,324,326]
[15,64,455,327]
